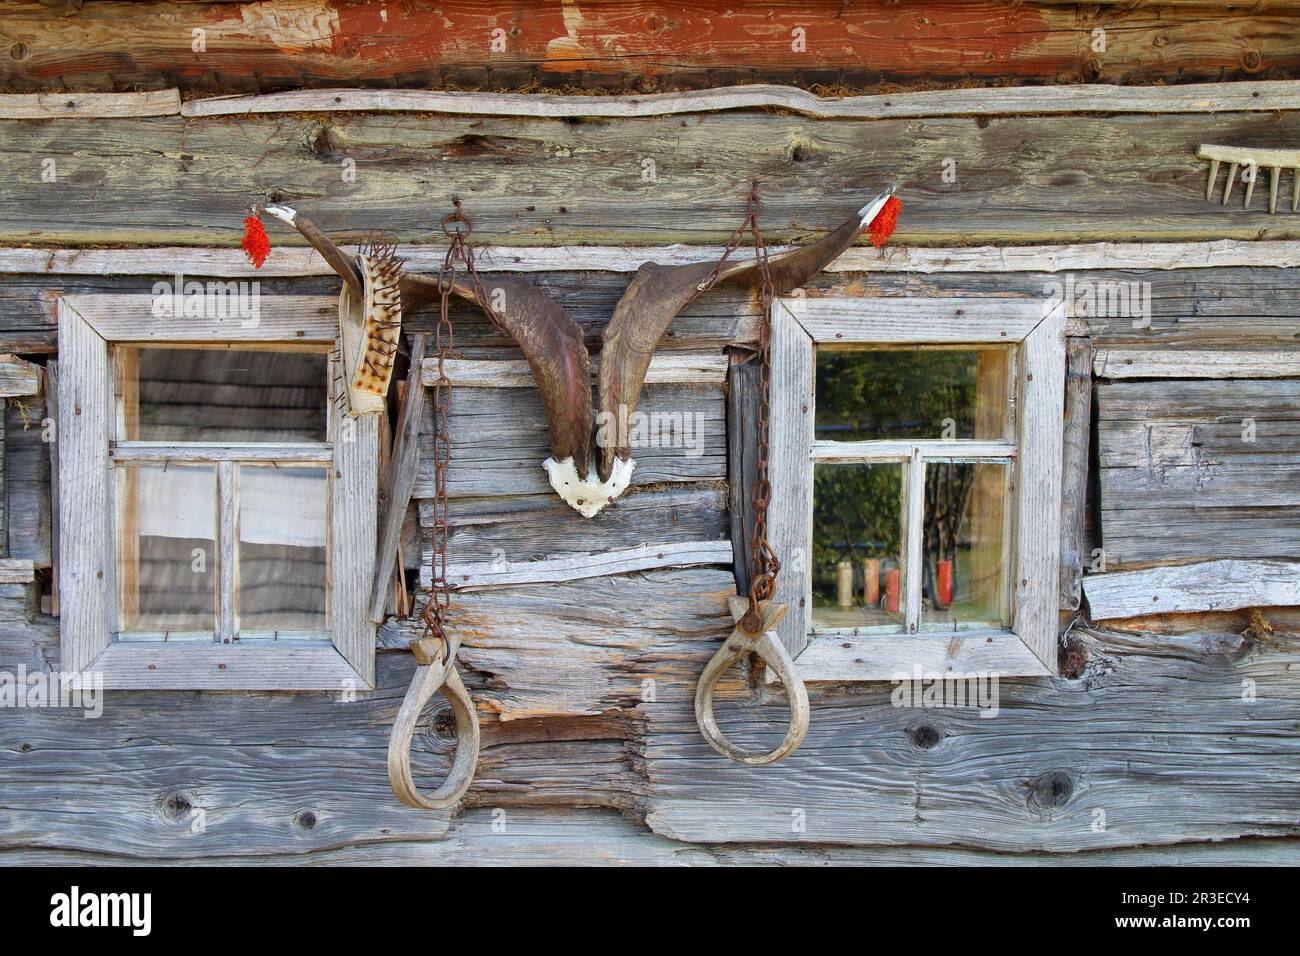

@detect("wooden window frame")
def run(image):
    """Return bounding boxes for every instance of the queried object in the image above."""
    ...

[767,296,1066,681]
[56,294,379,690]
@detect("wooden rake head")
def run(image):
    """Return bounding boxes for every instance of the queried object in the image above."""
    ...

[1198,144,1300,214]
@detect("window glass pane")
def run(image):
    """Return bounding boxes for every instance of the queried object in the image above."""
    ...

[920,461,1009,631]
[811,462,905,631]
[117,463,216,634]
[123,347,328,442]
[238,465,329,632]
[815,347,1011,441]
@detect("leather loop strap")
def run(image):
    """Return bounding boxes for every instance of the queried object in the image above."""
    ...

[388,638,480,810]
[694,598,810,765]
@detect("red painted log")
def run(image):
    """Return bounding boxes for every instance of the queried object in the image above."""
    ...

[1,0,1295,94]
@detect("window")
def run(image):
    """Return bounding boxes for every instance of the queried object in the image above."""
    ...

[767,296,1066,681]
[56,294,379,689]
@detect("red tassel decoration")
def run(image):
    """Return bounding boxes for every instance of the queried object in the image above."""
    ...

[241,215,271,269]
[866,196,902,248]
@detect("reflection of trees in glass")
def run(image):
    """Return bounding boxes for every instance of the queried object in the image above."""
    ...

[815,349,977,440]
[811,464,900,604]
[923,462,974,609]
[813,348,986,609]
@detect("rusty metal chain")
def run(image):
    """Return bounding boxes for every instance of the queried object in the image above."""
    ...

[420,201,501,662]
[697,184,780,634]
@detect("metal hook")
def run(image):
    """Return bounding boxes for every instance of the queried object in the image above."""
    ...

[694,597,810,765]
[387,633,480,810]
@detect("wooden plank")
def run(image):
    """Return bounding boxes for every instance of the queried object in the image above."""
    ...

[0,355,41,397]
[8,240,1300,278]
[78,642,363,691]
[216,460,237,643]
[331,411,379,688]
[427,352,728,388]
[1101,509,1300,566]
[766,302,814,658]
[902,449,925,634]
[1095,347,1300,379]
[784,296,1051,343]
[5,2,1296,92]
[55,298,112,675]
[1011,308,1066,669]
[6,807,1300,867]
[727,355,759,596]
[369,334,426,624]
[424,540,732,591]
[110,444,333,463]
[7,112,1300,246]
[422,484,729,569]
[45,361,59,616]
[1059,337,1092,611]
[813,439,1016,462]
[0,90,181,119]
[1097,379,1300,563]
[419,384,726,498]
[1084,559,1300,620]
[795,632,1051,682]
[183,80,1300,120]
[59,294,337,342]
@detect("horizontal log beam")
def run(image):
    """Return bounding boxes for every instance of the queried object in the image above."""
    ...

[1095,347,1300,378]
[1084,559,1300,619]
[6,240,1300,277]
[1,1,1295,93]
[3,112,1300,246]
[427,353,728,388]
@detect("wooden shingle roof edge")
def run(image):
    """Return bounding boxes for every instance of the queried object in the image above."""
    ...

[5,81,1300,121]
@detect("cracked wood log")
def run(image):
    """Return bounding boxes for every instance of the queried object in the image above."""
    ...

[4,112,1300,246]
[4,807,1300,867]
[1083,559,1300,620]
[2,1,1296,93]
[5,611,1298,856]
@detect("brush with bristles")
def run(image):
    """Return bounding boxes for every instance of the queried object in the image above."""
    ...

[351,235,406,398]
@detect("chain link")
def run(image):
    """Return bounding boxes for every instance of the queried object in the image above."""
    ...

[420,201,504,661]
[697,184,781,633]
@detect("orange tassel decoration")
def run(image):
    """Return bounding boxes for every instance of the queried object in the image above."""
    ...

[866,196,902,248]
[241,215,271,269]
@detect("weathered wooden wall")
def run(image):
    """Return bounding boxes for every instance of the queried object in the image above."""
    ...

[1,255,1296,862]
[2,4,1299,860]
[3,0,1297,94]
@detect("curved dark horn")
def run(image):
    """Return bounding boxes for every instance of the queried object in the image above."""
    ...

[596,260,715,482]
[403,274,593,476]
[715,186,898,292]
[596,188,898,482]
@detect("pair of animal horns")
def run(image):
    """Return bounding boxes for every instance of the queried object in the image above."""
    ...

[262,188,898,508]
